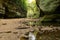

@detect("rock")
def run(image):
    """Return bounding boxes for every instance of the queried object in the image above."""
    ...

[39,14,60,25]
[40,0,60,13]
[36,0,60,25]
[20,36,28,40]
[36,28,60,40]
[0,2,5,18]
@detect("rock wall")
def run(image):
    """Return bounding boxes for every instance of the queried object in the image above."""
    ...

[36,0,60,25]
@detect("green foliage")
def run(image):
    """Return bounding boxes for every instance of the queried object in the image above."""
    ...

[26,0,40,18]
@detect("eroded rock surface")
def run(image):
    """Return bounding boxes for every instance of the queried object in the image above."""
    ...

[0,19,60,40]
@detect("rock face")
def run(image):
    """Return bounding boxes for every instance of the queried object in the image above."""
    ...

[0,19,31,40]
[37,0,60,24]
[40,0,60,13]
[0,19,60,40]
[0,0,26,18]
[3,2,26,18]
[0,2,5,18]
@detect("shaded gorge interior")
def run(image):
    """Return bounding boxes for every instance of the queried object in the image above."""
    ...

[0,0,60,40]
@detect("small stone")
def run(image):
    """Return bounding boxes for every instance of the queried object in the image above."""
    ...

[2,23,7,25]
